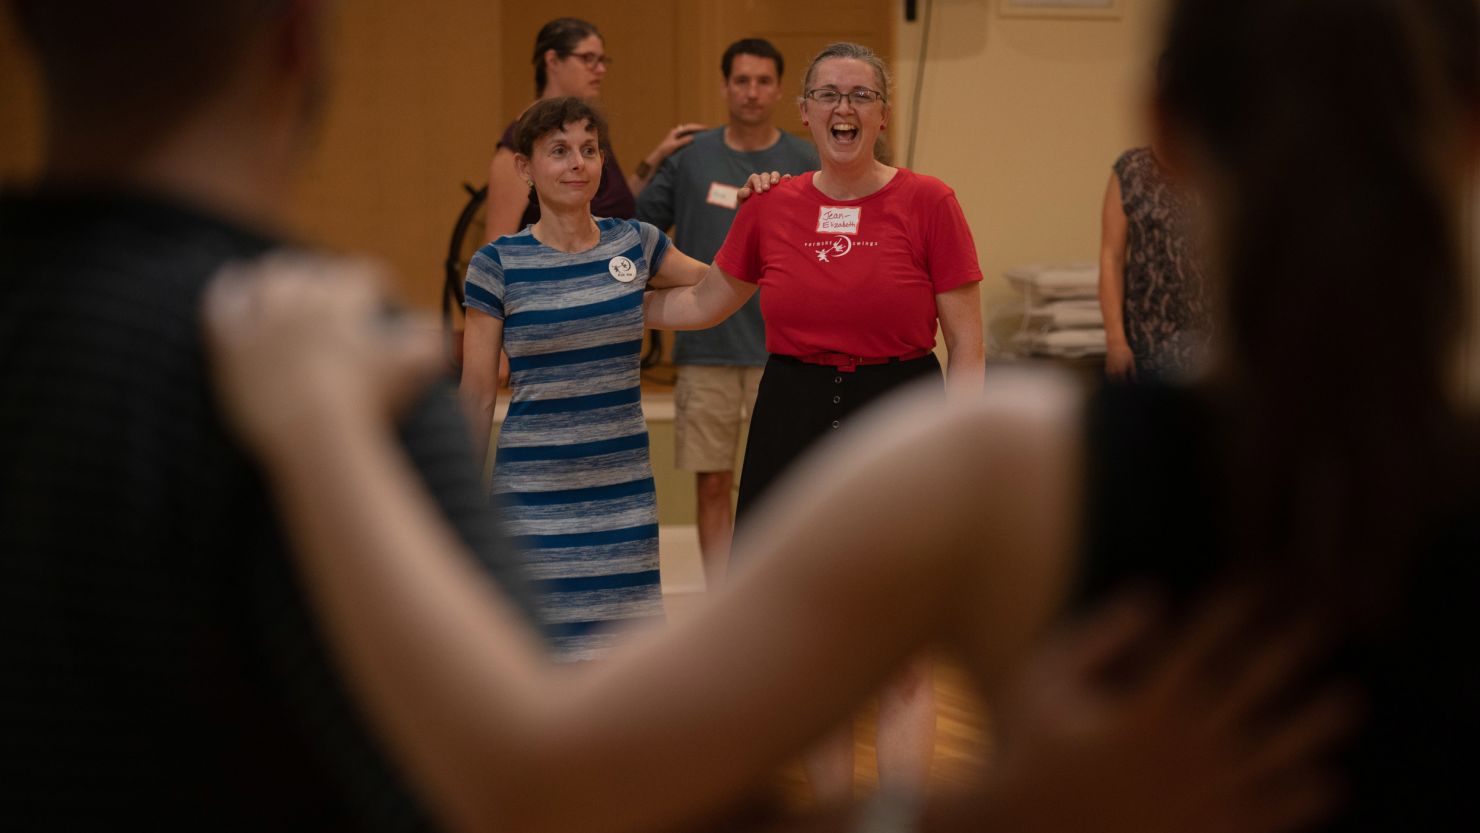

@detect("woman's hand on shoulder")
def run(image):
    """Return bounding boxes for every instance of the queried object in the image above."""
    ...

[202,251,444,458]
[736,171,792,206]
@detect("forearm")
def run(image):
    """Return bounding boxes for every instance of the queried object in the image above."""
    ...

[944,335,986,396]
[1099,257,1129,347]
[457,379,497,467]
[644,265,747,330]
[628,147,669,195]
[261,406,552,833]
[938,285,986,396]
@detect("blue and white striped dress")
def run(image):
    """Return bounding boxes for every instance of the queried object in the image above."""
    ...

[465,218,669,661]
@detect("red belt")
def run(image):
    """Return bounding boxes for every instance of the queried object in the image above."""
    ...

[790,348,933,373]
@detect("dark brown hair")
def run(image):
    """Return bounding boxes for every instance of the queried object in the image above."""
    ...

[513,97,608,158]
[722,38,784,80]
[1159,0,1480,618]
[531,17,602,97]
[12,0,282,157]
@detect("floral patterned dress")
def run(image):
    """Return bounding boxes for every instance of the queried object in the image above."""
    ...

[1115,147,1210,378]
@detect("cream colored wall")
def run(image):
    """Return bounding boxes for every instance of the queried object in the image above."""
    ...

[891,0,1168,318]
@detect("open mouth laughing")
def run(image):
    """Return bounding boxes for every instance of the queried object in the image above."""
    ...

[829,122,860,146]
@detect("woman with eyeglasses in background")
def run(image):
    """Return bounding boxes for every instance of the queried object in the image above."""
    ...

[642,41,987,805]
[483,18,705,245]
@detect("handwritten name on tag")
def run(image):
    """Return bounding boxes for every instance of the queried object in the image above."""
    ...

[817,206,861,235]
[706,182,740,210]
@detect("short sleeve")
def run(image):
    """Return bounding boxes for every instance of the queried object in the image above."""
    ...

[635,220,672,275]
[923,191,984,294]
[463,246,505,319]
[713,198,764,283]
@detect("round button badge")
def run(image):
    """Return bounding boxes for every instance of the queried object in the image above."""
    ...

[608,256,637,283]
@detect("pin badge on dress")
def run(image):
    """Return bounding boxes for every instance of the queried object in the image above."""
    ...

[609,256,637,282]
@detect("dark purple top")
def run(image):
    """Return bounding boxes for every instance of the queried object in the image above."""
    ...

[498,119,637,229]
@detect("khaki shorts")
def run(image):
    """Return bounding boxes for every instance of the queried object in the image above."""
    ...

[674,364,765,472]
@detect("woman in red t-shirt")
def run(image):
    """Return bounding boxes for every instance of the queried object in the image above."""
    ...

[644,41,985,803]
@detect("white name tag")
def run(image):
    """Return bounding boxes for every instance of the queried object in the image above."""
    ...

[608,256,637,283]
[706,182,740,210]
[817,206,861,235]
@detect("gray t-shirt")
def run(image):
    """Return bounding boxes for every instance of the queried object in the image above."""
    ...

[637,127,819,366]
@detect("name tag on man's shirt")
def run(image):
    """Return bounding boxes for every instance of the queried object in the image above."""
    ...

[707,182,740,210]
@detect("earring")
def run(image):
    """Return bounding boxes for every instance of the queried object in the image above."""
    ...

[803,119,809,126]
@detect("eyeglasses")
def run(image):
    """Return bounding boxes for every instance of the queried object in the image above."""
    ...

[802,88,886,107]
[568,51,613,69]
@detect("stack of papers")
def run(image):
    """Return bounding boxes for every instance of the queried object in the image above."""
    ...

[1003,263,1107,358]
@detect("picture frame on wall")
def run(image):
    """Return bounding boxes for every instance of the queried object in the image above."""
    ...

[997,0,1124,19]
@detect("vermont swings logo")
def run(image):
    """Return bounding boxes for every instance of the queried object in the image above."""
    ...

[810,236,855,263]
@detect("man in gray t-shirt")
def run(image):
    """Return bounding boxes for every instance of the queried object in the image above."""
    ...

[637,38,818,585]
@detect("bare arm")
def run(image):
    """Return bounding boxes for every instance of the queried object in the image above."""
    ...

[643,257,757,331]
[288,387,1080,833]
[204,261,1082,833]
[627,123,706,195]
[1098,173,1134,380]
[485,148,530,243]
[937,282,986,396]
[457,309,502,467]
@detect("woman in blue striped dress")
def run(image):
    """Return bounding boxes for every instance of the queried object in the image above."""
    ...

[459,97,723,661]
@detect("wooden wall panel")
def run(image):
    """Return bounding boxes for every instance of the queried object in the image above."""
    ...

[0,4,45,180]
[291,0,506,309]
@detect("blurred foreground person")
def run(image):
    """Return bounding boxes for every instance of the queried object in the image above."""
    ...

[201,0,1480,831]
[0,2,529,830]
[1077,1,1480,828]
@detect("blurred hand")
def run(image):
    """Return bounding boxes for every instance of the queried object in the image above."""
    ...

[202,251,444,456]
[1106,342,1136,380]
[656,123,708,161]
[736,171,791,206]
[982,592,1355,833]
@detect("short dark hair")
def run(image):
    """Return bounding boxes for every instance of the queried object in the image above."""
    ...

[12,0,279,152]
[513,96,608,158]
[532,17,602,97]
[721,38,784,80]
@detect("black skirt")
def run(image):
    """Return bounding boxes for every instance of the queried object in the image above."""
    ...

[736,352,944,521]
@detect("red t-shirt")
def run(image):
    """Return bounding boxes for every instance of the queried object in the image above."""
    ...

[714,169,983,358]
